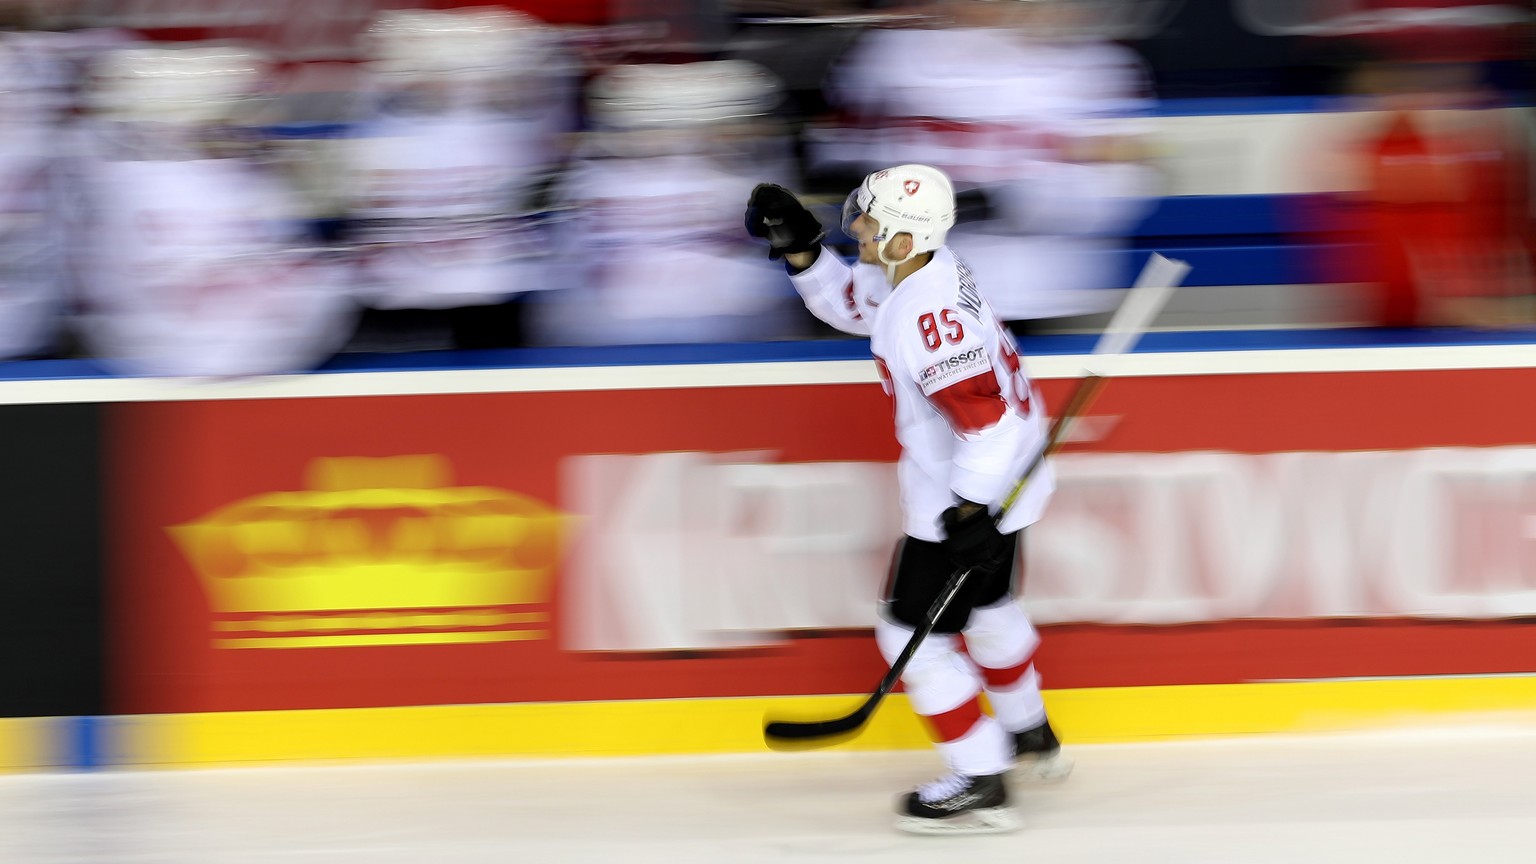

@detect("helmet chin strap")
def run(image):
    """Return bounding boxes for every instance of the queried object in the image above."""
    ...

[876,233,917,285]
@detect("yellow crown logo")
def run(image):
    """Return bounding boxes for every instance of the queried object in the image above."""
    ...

[169,455,561,649]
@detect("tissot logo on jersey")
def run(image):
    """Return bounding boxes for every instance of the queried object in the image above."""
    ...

[918,346,991,395]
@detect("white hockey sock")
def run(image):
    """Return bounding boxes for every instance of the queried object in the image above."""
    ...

[937,714,1012,778]
[986,666,1047,733]
[964,600,1047,733]
[876,616,1011,776]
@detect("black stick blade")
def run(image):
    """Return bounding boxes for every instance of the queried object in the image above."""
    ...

[764,716,860,740]
[762,701,876,750]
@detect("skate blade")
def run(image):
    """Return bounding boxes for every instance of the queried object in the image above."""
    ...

[894,807,1022,836]
[1013,751,1075,784]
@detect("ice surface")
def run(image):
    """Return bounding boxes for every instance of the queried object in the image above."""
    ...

[3,727,1535,863]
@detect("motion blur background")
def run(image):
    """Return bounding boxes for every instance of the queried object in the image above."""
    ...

[0,0,1529,374]
[4,0,1536,818]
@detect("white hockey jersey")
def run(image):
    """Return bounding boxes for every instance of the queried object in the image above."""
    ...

[791,245,1054,542]
[0,123,63,360]
[0,32,73,359]
[812,27,1159,320]
[346,106,565,310]
[534,152,803,346]
[74,148,354,377]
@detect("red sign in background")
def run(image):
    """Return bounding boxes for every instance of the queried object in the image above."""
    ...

[106,369,1536,715]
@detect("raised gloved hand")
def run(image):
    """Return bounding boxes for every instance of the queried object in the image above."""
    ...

[744,183,826,260]
[940,501,1009,575]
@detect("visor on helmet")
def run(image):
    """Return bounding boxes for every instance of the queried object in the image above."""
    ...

[840,185,884,241]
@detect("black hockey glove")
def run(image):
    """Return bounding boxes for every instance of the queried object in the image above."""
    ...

[745,183,826,260]
[941,501,1009,576]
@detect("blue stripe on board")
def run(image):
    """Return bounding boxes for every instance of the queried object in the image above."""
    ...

[1152,95,1530,117]
[0,358,118,381]
[907,193,1340,286]
[63,716,104,771]
[263,123,353,139]
[7,328,1536,384]
[1133,194,1312,237]
[1152,96,1354,116]
[260,95,1534,142]
[1118,245,1345,287]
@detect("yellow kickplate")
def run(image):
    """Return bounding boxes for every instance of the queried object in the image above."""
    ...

[110,676,1536,767]
[0,717,56,772]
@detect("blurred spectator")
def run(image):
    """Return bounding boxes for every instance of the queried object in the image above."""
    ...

[339,8,575,350]
[724,1,908,126]
[529,59,811,346]
[71,45,355,377]
[609,0,735,55]
[1312,4,1534,328]
[808,0,1160,326]
[0,17,68,359]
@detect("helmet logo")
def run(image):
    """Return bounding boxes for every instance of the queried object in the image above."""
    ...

[903,179,921,196]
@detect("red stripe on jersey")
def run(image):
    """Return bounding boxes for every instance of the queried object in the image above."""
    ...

[928,370,1008,435]
[842,278,862,320]
[922,696,984,744]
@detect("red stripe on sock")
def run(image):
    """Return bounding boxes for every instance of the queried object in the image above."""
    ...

[922,697,984,743]
[978,655,1035,690]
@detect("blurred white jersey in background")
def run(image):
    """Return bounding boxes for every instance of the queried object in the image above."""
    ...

[73,45,354,377]
[814,13,1161,321]
[540,152,801,345]
[0,31,73,359]
[532,60,807,346]
[343,8,574,311]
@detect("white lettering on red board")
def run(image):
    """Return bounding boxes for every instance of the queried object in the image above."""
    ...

[560,448,1536,651]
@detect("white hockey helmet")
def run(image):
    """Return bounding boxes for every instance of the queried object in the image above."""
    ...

[365,7,546,82]
[587,60,778,131]
[842,164,956,267]
[90,45,268,125]
[585,60,779,157]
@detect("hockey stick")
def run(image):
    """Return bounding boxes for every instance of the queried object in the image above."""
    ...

[763,253,1190,747]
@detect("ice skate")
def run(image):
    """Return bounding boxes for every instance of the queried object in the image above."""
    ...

[894,772,1021,835]
[1012,719,1074,783]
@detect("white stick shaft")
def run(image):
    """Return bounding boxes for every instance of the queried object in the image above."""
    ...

[1091,253,1190,365]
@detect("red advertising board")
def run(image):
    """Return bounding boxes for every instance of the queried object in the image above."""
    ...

[107,383,897,714]
[105,366,1536,715]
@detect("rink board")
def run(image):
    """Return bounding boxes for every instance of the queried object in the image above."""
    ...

[5,336,1536,767]
[93,343,1536,718]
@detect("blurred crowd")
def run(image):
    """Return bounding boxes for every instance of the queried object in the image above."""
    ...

[1309,11,1535,329]
[0,0,1529,376]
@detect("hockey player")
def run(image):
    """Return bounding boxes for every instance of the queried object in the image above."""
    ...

[72,44,354,377]
[0,29,67,359]
[533,59,806,346]
[343,8,574,347]
[745,164,1070,835]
